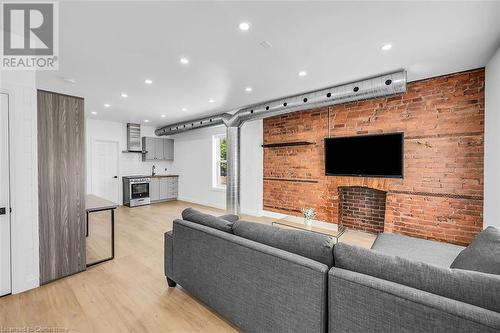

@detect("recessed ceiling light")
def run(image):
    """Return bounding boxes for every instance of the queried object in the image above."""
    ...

[298,71,307,77]
[121,93,128,98]
[144,119,149,123]
[182,107,187,112]
[381,43,393,51]
[260,41,272,49]
[91,111,97,115]
[238,22,250,31]
[180,57,189,64]
[62,77,76,84]
[245,87,253,92]
[104,103,111,108]
[144,79,153,84]
[208,99,215,103]
[161,115,166,118]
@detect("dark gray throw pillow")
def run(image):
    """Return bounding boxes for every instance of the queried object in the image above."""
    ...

[232,220,335,267]
[181,208,234,233]
[450,226,500,275]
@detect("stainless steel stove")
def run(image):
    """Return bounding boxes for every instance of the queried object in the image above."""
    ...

[123,175,151,207]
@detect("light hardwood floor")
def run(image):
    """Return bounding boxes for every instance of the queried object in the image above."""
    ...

[0,201,375,332]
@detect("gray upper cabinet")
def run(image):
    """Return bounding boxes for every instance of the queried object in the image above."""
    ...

[142,137,174,161]
[163,139,174,160]
[154,138,163,160]
[142,137,156,161]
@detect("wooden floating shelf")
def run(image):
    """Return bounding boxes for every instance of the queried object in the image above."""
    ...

[261,141,315,148]
[263,177,319,183]
[122,150,148,154]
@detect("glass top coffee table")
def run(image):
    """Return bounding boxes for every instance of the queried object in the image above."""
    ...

[272,215,346,243]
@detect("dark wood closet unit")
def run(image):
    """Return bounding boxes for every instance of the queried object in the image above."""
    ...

[37,90,86,284]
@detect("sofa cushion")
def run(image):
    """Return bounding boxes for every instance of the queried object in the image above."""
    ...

[232,220,335,267]
[181,208,234,233]
[218,214,239,223]
[371,233,465,267]
[450,226,500,275]
[334,242,500,313]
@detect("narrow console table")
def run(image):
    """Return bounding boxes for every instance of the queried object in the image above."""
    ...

[86,194,118,267]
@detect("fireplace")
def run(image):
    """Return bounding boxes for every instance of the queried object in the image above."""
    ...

[338,186,387,233]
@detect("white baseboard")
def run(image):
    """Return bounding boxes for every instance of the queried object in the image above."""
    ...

[261,210,288,219]
[240,208,263,217]
[177,196,226,210]
[177,197,263,218]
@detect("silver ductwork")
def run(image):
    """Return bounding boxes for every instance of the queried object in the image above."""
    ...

[156,70,407,214]
[225,126,240,214]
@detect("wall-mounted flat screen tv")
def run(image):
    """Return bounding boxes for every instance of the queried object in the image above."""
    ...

[324,132,404,178]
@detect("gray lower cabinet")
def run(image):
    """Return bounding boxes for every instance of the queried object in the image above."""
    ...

[142,137,174,161]
[166,177,178,199]
[151,176,178,202]
[159,178,169,200]
[150,178,160,201]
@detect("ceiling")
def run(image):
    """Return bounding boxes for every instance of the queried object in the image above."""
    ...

[36,1,500,127]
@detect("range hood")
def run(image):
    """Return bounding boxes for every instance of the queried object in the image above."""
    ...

[122,123,144,153]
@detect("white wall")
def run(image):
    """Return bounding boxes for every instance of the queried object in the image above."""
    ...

[171,120,263,216]
[485,45,500,229]
[0,71,39,294]
[86,119,173,204]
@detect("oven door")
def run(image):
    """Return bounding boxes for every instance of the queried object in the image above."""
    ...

[130,182,149,199]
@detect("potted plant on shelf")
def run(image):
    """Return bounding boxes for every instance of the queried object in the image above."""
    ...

[301,207,316,226]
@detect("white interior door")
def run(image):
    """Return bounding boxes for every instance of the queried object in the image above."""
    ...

[0,93,11,296]
[91,140,119,203]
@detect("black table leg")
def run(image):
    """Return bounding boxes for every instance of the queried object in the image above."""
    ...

[87,208,116,267]
[111,209,115,260]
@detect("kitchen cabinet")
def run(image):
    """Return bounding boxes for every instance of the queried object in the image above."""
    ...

[142,137,156,161]
[163,139,174,160]
[159,178,169,200]
[151,176,178,202]
[154,138,163,160]
[142,137,174,161]
[150,178,160,201]
[166,177,178,199]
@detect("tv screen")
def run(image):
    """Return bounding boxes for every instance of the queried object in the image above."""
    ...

[324,133,404,178]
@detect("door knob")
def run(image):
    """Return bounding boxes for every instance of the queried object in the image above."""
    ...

[112,176,118,179]
[0,208,6,215]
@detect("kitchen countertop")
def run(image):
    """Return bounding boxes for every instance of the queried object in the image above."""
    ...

[151,174,179,178]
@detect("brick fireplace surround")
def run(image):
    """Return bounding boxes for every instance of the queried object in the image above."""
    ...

[263,69,484,245]
[338,186,387,233]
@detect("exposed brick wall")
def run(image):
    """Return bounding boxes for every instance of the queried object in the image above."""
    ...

[338,186,387,233]
[263,69,484,245]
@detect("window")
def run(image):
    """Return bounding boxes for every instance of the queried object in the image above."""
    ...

[213,134,227,189]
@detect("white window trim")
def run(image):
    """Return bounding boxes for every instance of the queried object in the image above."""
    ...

[212,134,227,191]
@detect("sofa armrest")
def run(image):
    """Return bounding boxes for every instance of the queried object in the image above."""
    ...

[329,268,500,333]
[164,230,173,278]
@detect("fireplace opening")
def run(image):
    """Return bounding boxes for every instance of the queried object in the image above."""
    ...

[338,186,387,233]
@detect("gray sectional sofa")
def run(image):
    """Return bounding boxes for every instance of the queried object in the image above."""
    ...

[164,208,500,333]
